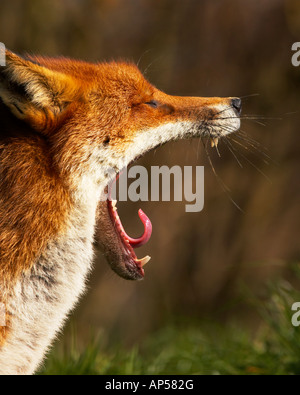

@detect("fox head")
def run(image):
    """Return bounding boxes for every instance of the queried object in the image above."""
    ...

[0,49,241,281]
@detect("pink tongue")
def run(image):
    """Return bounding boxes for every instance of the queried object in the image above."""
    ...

[109,199,153,248]
[108,174,152,248]
[125,209,152,248]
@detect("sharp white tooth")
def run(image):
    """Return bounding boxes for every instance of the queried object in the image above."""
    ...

[139,255,151,267]
[214,137,219,147]
[211,139,215,148]
[112,199,117,207]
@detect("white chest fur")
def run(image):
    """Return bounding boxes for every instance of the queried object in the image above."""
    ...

[0,201,97,375]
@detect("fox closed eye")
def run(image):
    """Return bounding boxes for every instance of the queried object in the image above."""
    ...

[145,100,159,108]
[144,100,174,115]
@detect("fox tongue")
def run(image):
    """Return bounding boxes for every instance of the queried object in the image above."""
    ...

[111,200,152,248]
[129,209,152,247]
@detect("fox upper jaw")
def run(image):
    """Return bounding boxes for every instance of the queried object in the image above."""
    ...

[99,101,241,183]
[70,103,241,201]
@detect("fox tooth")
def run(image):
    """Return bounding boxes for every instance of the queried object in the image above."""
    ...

[211,137,219,147]
[138,255,151,267]
[112,199,117,207]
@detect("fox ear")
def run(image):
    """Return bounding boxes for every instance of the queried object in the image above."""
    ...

[0,50,78,131]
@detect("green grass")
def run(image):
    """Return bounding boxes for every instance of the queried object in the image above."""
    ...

[38,267,300,375]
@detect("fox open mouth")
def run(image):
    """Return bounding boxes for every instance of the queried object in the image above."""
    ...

[96,183,153,281]
[96,137,225,280]
[96,118,240,281]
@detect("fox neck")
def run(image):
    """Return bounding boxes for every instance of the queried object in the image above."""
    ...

[0,111,97,374]
[0,180,97,374]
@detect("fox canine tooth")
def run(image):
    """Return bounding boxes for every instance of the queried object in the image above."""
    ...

[138,255,151,267]
[211,138,219,147]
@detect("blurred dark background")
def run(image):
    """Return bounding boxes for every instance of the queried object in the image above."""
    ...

[1,0,300,345]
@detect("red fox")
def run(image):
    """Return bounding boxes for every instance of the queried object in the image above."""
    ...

[0,49,241,374]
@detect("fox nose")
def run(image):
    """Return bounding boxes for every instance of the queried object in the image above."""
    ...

[231,98,242,115]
